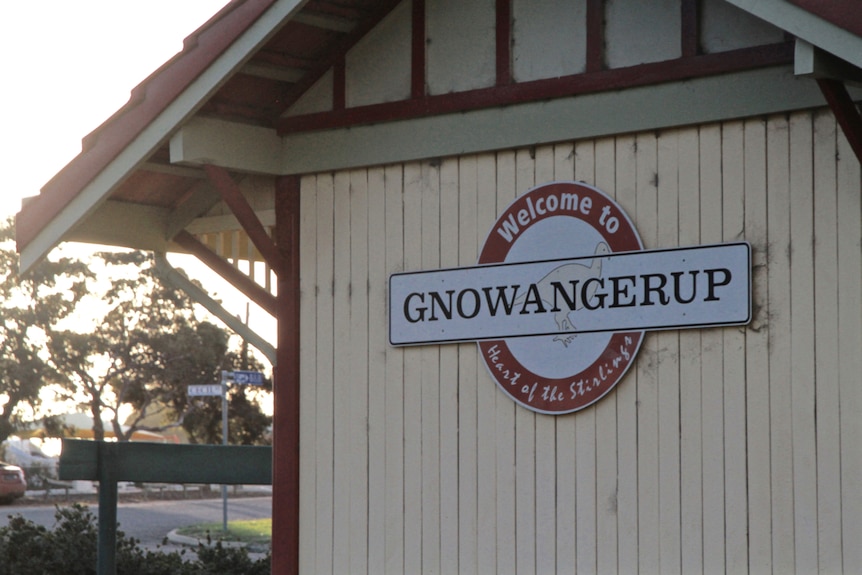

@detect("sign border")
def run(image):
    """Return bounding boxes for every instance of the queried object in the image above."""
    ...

[389,241,751,346]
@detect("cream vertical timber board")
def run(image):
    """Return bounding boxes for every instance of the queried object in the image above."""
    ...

[613,134,639,574]
[836,119,862,571]
[656,129,681,575]
[742,116,772,574]
[812,110,842,572]
[495,149,518,575]
[419,160,442,575]
[438,155,459,575]
[699,123,726,575]
[346,169,371,570]
[367,165,388,574]
[298,174,318,573]
[721,120,748,574]
[635,131,660,575]
[383,163,406,575]
[579,137,602,575]
[789,111,818,575]
[331,170,353,574]
[313,173,336,574]
[765,113,795,573]
[554,141,578,575]
[533,144,558,575]
[348,168,370,575]
[402,161,424,575]
[514,146,537,575]
[476,152,499,575]
[591,136,618,575]
[456,154,478,575]
[677,125,704,575]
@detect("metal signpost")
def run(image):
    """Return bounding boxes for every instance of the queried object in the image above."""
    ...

[187,371,265,531]
[186,370,266,531]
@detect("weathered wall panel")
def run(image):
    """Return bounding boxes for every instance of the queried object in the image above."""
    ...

[700,0,786,53]
[511,0,587,82]
[426,0,496,95]
[604,0,680,67]
[298,109,862,574]
[346,0,412,107]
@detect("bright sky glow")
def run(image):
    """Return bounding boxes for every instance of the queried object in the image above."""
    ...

[1,1,231,219]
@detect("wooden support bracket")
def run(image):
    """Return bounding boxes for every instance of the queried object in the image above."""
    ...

[817,78,862,165]
[172,230,278,317]
[203,164,285,275]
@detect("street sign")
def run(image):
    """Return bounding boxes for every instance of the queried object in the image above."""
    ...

[187,384,223,397]
[231,370,265,385]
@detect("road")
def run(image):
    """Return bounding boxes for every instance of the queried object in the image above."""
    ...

[0,495,272,550]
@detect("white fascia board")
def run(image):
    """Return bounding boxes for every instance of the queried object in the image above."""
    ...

[170,117,283,174]
[19,0,304,273]
[724,0,862,68]
[795,39,862,84]
[280,66,829,175]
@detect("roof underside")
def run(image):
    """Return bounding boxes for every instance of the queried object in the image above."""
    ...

[15,0,862,272]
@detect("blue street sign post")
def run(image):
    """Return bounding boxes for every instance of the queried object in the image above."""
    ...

[214,370,266,531]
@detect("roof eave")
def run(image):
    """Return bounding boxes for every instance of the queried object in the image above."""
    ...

[15,0,299,272]
[724,0,862,69]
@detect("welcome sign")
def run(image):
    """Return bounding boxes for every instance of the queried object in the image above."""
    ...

[389,182,751,414]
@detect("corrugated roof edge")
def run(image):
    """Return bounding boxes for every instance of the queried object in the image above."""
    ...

[15,0,278,255]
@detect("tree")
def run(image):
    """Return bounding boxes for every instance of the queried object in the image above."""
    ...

[0,219,92,444]
[48,250,271,444]
[176,338,273,445]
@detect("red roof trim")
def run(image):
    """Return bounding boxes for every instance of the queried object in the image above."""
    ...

[278,41,794,135]
[16,0,278,253]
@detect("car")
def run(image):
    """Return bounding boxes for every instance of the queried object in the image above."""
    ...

[0,461,26,503]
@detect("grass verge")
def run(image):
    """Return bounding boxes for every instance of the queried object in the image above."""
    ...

[176,518,271,545]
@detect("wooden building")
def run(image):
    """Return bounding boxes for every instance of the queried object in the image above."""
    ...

[16,1,862,573]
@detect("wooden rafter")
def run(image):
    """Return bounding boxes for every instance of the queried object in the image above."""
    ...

[171,230,278,317]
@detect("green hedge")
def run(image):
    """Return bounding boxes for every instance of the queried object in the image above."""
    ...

[0,504,270,575]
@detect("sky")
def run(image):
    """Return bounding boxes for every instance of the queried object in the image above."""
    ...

[0,2,277,426]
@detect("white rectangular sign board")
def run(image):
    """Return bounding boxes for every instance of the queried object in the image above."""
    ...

[187,384,224,397]
[389,242,750,346]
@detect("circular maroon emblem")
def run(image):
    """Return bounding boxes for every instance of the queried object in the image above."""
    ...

[478,181,644,414]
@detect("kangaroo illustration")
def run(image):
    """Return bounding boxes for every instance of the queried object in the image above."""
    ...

[521,242,610,347]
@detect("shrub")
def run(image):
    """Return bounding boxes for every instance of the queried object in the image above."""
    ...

[0,504,270,575]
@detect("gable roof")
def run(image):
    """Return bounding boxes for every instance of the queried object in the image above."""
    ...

[16,0,401,270]
[15,0,862,272]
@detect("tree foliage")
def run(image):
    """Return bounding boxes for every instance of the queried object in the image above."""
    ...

[47,250,272,444]
[0,219,92,443]
[0,218,271,445]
